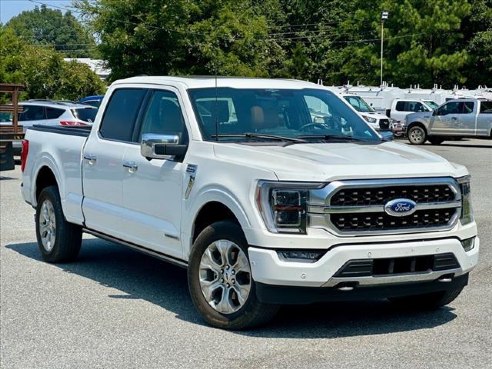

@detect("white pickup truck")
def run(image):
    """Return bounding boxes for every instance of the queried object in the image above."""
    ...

[21,77,479,330]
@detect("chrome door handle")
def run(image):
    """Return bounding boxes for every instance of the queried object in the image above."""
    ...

[123,161,138,173]
[83,154,97,165]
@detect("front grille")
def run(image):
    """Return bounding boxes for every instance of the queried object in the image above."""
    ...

[334,253,460,278]
[331,185,454,206]
[379,119,390,130]
[331,208,456,231]
[309,178,461,235]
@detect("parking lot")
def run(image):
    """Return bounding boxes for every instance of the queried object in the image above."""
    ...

[1,138,491,369]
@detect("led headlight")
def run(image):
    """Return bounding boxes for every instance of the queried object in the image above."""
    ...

[256,181,324,234]
[457,175,473,225]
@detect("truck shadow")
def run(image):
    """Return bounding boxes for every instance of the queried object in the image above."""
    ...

[7,239,457,338]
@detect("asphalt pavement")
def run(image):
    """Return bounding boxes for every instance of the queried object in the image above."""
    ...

[1,138,491,369]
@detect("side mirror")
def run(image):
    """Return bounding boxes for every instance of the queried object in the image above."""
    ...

[379,130,394,141]
[140,133,188,161]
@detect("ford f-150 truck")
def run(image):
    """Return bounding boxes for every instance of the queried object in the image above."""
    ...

[21,77,479,330]
[406,98,492,145]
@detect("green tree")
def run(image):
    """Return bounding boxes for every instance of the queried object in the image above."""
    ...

[0,26,106,100]
[6,4,97,58]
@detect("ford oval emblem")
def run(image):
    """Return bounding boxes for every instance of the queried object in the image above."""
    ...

[384,198,417,217]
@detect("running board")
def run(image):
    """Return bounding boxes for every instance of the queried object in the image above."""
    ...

[82,228,188,269]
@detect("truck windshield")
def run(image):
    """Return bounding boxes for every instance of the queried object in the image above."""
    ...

[343,95,375,113]
[188,88,380,143]
[424,100,439,110]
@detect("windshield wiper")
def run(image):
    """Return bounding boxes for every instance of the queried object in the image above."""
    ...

[212,133,307,144]
[297,134,368,142]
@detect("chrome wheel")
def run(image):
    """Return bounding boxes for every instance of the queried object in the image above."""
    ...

[199,240,251,314]
[39,199,56,252]
[408,126,426,144]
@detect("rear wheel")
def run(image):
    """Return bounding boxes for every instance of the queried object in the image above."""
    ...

[407,125,427,145]
[389,285,465,310]
[35,186,82,263]
[188,220,279,330]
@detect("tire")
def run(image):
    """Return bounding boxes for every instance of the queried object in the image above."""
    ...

[188,220,279,330]
[407,125,427,145]
[389,285,465,310]
[428,136,444,145]
[35,186,82,263]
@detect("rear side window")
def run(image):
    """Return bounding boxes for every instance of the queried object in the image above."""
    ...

[99,88,147,141]
[395,101,406,111]
[480,101,492,113]
[46,107,65,119]
[72,108,97,123]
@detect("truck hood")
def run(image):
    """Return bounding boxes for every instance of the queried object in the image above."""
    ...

[213,142,467,182]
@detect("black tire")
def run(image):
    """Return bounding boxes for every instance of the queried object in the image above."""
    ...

[389,285,465,310]
[35,186,82,263]
[428,136,444,145]
[188,220,279,330]
[407,125,427,145]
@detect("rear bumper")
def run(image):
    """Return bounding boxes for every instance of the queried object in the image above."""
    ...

[256,273,469,304]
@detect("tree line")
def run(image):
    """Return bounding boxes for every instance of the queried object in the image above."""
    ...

[1,0,491,100]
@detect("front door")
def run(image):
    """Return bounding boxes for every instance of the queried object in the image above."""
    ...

[429,101,476,136]
[120,88,189,259]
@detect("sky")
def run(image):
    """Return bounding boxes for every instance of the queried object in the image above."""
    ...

[0,0,75,24]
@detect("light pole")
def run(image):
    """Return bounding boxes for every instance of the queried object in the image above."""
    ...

[380,11,389,86]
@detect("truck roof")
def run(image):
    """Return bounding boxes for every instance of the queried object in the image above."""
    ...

[112,76,322,90]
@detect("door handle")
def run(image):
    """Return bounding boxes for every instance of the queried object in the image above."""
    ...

[83,154,97,165]
[123,161,138,173]
[451,117,458,120]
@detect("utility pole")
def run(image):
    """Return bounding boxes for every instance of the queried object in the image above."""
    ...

[380,11,389,87]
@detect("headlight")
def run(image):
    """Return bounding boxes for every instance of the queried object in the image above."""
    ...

[256,181,324,234]
[457,176,473,225]
[363,116,377,123]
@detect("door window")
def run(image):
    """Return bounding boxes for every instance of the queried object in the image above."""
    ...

[480,101,492,113]
[138,90,188,143]
[99,88,147,141]
[19,105,45,121]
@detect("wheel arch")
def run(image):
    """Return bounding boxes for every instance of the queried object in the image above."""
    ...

[192,201,241,244]
[407,121,428,134]
[35,166,59,202]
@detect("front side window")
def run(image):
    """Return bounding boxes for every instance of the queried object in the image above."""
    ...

[188,88,380,143]
[99,88,147,141]
[138,90,188,143]
[19,105,45,121]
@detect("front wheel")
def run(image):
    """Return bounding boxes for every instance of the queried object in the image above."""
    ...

[35,186,82,263]
[188,221,279,330]
[407,125,427,145]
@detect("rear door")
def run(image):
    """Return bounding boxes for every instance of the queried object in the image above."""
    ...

[82,88,148,238]
[476,101,492,136]
[119,88,189,259]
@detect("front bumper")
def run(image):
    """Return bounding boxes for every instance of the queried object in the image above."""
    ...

[248,237,479,289]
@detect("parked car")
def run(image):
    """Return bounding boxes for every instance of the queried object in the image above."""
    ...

[342,94,394,131]
[78,95,104,108]
[406,98,492,144]
[2,100,97,153]
[21,76,479,329]
[389,98,436,122]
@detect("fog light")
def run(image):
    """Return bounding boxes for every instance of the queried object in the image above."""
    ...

[461,237,475,252]
[277,250,326,263]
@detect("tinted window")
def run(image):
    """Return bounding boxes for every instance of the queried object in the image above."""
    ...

[480,101,492,113]
[19,105,45,121]
[99,89,147,141]
[46,107,65,119]
[138,90,188,143]
[395,101,406,111]
[72,108,97,123]
[462,102,474,113]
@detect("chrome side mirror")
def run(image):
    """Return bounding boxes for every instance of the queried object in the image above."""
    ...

[140,133,187,161]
